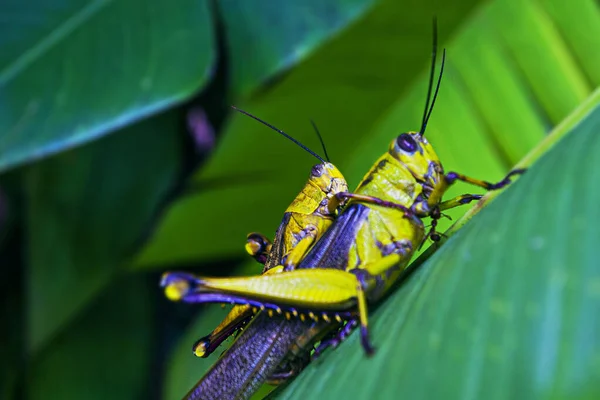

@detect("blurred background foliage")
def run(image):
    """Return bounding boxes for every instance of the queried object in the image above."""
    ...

[1,0,599,399]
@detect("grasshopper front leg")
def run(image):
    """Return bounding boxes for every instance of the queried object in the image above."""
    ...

[418,169,526,243]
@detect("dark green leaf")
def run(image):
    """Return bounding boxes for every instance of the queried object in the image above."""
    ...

[26,276,155,400]
[0,0,213,172]
[25,110,180,352]
[219,0,377,95]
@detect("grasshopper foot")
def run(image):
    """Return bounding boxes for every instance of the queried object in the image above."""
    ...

[360,324,375,356]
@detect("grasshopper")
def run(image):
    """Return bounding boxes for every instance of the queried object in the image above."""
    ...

[186,109,346,359]
[161,25,525,400]
[166,107,391,360]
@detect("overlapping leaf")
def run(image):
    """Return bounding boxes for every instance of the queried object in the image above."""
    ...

[0,0,214,172]
[24,111,180,352]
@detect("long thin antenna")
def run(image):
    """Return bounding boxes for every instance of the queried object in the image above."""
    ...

[420,17,438,135]
[231,106,326,164]
[310,120,330,162]
[423,49,446,129]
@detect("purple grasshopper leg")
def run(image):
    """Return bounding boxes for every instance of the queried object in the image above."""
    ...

[422,168,526,245]
[312,319,359,360]
[444,168,525,190]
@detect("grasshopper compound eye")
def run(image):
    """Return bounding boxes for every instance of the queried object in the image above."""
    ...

[311,164,325,177]
[396,133,418,153]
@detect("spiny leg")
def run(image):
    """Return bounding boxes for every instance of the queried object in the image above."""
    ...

[424,169,525,244]
[444,168,525,191]
[438,194,483,211]
[189,265,286,358]
[192,304,254,358]
[312,319,358,360]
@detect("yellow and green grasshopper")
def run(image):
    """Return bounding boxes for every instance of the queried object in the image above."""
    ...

[184,108,349,358]
[167,107,393,360]
[161,26,525,400]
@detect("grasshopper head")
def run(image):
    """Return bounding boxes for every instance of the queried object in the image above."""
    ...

[389,132,444,199]
[310,162,348,214]
[289,162,347,217]
[308,162,345,191]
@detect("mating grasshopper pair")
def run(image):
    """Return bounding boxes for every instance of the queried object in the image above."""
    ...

[161,27,525,400]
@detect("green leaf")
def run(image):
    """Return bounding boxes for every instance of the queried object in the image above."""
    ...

[26,276,155,400]
[0,0,214,172]
[276,97,600,399]
[219,0,377,95]
[539,0,600,85]
[488,0,590,125]
[25,110,180,352]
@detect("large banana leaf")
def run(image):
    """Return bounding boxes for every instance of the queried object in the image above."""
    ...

[0,0,212,172]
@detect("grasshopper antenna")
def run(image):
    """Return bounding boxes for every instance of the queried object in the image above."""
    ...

[231,106,327,164]
[424,49,446,132]
[310,120,330,162]
[420,18,446,136]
